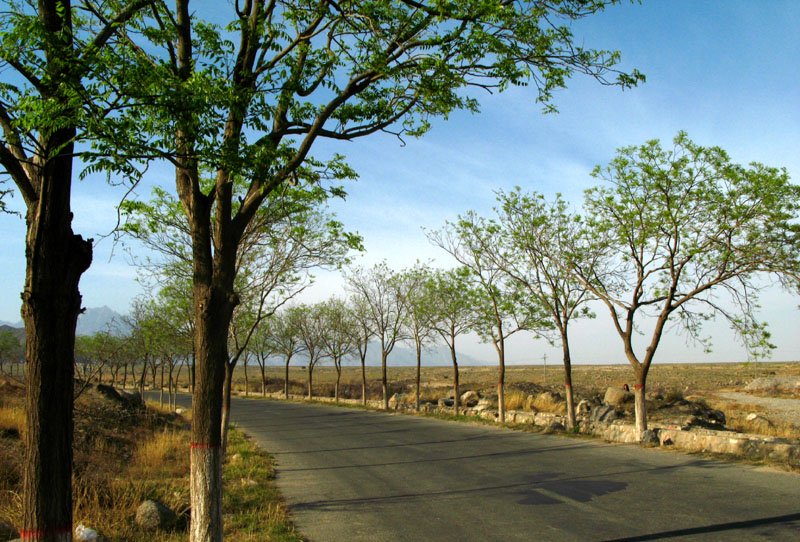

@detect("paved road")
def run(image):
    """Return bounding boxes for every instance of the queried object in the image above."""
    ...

[187,396,800,541]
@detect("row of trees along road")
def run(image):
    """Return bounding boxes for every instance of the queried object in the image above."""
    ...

[446,132,800,435]
[0,1,645,540]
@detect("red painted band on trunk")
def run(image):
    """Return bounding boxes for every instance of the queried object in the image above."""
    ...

[634,384,643,389]
[564,383,571,387]
[20,525,73,538]
[191,442,221,449]
[222,405,229,409]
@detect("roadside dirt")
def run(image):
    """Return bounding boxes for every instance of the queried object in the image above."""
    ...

[712,392,800,428]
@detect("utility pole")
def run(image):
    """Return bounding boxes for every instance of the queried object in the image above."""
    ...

[542,353,547,385]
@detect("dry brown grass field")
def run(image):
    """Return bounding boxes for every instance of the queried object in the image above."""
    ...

[224,360,800,399]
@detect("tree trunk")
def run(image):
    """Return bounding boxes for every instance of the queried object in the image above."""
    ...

[260,363,267,397]
[415,341,421,412]
[159,362,165,408]
[562,335,576,428]
[243,359,248,397]
[284,359,290,399]
[381,351,388,410]
[190,282,234,542]
[221,361,234,455]
[361,356,367,406]
[307,362,313,400]
[497,339,505,424]
[334,362,341,402]
[634,374,647,435]
[19,55,92,537]
[450,345,459,413]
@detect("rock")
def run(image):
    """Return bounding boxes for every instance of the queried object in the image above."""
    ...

[460,390,479,406]
[388,393,403,409]
[640,429,659,445]
[75,524,99,542]
[576,400,592,415]
[119,390,144,408]
[543,421,565,434]
[175,408,185,415]
[135,500,178,530]
[744,377,800,393]
[745,413,776,433]
[590,404,618,423]
[437,398,453,407]
[241,478,258,488]
[604,387,634,407]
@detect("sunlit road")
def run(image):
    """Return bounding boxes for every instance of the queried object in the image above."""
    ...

[181,395,800,541]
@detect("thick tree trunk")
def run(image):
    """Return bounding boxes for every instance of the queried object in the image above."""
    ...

[190,284,234,542]
[260,364,267,397]
[415,341,421,412]
[20,131,92,542]
[634,374,647,434]
[221,361,234,455]
[159,363,165,408]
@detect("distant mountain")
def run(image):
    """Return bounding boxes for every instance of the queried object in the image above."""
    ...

[0,319,22,328]
[0,307,129,343]
[76,306,129,336]
[256,342,490,368]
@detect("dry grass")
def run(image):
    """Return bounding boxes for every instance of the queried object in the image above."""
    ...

[504,390,526,411]
[725,412,800,440]
[0,404,25,439]
[532,393,567,414]
[0,386,302,542]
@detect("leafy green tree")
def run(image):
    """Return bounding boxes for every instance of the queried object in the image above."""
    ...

[426,267,478,413]
[319,298,358,402]
[429,214,550,422]
[109,1,642,536]
[397,263,438,411]
[0,2,151,535]
[494,190,598,427]
[252,307,307,398]
[346,297,376,406]
[0,328,23,377]
[294,304,328,400]
[569,133,800,434]
[346,262,406,410]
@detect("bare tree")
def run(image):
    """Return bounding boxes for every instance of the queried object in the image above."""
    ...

[426,267,477,413]
[346,263,406,409]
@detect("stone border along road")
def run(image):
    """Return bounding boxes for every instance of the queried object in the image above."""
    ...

[194,395,800,542]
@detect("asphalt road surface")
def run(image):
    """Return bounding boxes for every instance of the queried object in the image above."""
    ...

[187,396,800,541]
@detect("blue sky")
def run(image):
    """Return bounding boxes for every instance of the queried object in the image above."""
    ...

[1,0,799,364]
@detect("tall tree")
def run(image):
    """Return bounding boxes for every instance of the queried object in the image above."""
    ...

[397,263,438,412]
[111,1,642,537]
[429,215,548,422]
[346,262,406,409]
[568,133,800,434]
[0,2,152,538]
[494,190,598,427]
[427,267,477,413]
[347,296,375,406]
[294,303,328,400]
[319,297,357,402]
